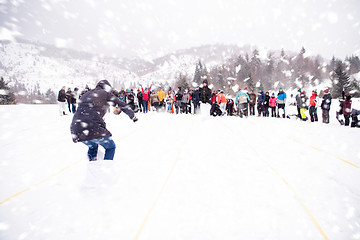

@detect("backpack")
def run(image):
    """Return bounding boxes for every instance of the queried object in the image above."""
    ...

[239,95,248,104]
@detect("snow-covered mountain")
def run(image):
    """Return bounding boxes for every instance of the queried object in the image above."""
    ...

[139,44,252,86]
[0,39,253,95]
[0,39,140,94]
[2,39,359,104]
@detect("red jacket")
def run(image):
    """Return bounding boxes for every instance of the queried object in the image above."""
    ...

[211,93,217,104]
[309,94,317,107]
[141,87,151,101]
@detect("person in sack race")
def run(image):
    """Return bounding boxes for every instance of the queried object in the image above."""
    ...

[70,80,138,161]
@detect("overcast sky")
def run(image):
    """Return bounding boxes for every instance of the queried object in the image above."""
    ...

[0,0,359,60]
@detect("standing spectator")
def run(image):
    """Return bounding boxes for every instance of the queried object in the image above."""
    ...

[257,88,265,116]
[200,80,212,104]
[79,85,90,99]
[119,90,126,103]
[174,87,183,114]
[320,88,332,124]
[264,91,270,117]
[181,89,191,114]
[70,80,137,161]
[141,86,152,113]
[295,88,302,118]
[343,92,352,126]
[269,93,277,117]
[137,88,143,112]
[166,90,174,113]
[299,90,308,121]
[192,87,201,114]
[157,87,165,109]
[235,88,250,117]
[248,89,256,115]
[57,86,67,116]
[277,87,287,118]
[66,88,72,113]
[150,90,161,111]
[70,87,79,113]
[127,89,136,111]
[309,90,318,122]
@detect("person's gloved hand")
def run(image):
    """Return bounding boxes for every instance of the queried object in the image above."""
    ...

[132,116,138,122]
[113,107,122,115]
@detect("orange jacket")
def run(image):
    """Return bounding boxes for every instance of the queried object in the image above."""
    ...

[216,93,227,104]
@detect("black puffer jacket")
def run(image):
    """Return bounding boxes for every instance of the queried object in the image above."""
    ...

[201,86,212,103]
[321,93,332,110]
[58,89,66,102]
[70,80,135,143]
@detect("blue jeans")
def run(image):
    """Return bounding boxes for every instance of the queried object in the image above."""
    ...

[167,102,172,111]
[82,136,116,161]
[142,100,149,113]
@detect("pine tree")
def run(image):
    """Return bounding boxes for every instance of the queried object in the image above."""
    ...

[280,48,285,58]
[193,62,202,84]
[217,69,225,90]
[0,77,16,104]
[263,52,275,90]
[175,73,190,90]
[246,73,256,91]
[332,60,350,98]
[347,55,360,75]
[45,88,57,104]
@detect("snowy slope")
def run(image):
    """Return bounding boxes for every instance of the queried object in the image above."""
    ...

[0,41,250,94]
[140,54,200,85]
[0,104,359,240]
[0,41,140,92]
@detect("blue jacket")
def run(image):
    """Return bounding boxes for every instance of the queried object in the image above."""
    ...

[277,91,287,104]
[257,91,265,104]
[235,91,250,104]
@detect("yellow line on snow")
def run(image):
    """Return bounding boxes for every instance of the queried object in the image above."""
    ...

[0,160,82,205]
[221,121,329,240]
[0,129,138,205]
[247,117,356,169]
[134,119,194,240]
[287,137,359,169]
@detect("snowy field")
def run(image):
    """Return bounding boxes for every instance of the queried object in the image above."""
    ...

[0,103,360,240]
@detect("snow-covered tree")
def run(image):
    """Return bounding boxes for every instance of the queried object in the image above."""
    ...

[0,77,16,104]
